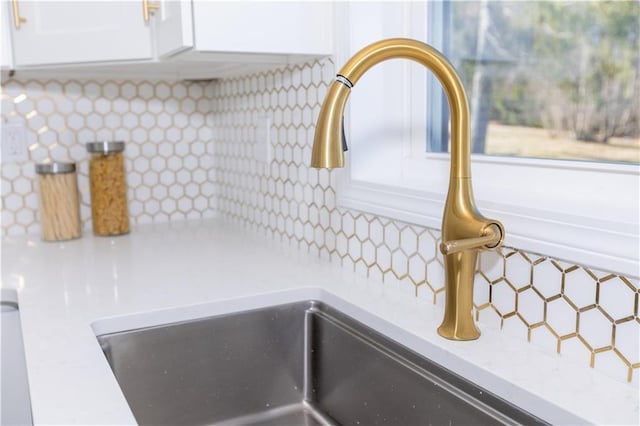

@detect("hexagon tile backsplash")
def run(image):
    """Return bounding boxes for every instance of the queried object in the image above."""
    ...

[1,65,638,385]
[212,58,639,384]
[1,79,216,236]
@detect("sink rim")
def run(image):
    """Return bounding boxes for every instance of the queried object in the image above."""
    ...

[91,287,586,425]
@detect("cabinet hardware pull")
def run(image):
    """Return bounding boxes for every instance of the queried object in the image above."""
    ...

[11,0,26,29]
[142,0,160,22]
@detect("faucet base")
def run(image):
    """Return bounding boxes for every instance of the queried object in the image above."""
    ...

[437,324,480,341]
[437,250,481,341]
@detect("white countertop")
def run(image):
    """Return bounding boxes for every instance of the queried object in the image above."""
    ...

[1,219,638,425]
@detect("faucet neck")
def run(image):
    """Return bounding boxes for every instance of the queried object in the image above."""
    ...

[337,38,471,179]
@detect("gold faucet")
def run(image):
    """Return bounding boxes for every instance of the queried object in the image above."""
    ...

[311,38,505,340]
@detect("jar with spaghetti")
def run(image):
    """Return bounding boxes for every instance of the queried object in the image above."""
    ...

[86,141,130,236]
[35,162,82,241]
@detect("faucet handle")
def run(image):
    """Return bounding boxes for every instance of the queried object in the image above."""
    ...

[440,223,503,255]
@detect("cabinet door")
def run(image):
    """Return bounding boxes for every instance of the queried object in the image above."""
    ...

[155,0,193,57]
[192,1,332,56]
[11,1,153,66]
[1,0,13,69]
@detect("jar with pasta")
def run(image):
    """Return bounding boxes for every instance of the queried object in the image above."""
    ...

[35,162,82,242]
[87,141,130,236]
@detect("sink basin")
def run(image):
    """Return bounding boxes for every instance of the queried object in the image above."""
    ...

[97,300,545,426]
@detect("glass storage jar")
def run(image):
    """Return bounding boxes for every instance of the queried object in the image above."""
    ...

[35,162,82,242]
[86,141,130,236]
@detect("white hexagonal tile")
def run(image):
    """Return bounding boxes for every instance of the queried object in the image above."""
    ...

[532,260,563,300]
[579,308,613,349]
[360,240,375,266]
[599,277,636,321]
[102,82,119,99]
[135,186,151,202]
[348,236,361,260]
[335,232,348,257]
[384,223,400,249]
[2,163,21,180]
[178,198,193,213]
[127,172,142,188]
[167,157,182,172]
[479,250,504,283]
[15,208,35,226]
[354,215,368,241]
[391,250,408,278]
[546,298,578,337]
[492,280,516,316]
[139,82,154,100]
[426,261,445,291]
[83,82,101,98]
[564,267,597,310]
[66,113,84,131]
[169,185,184,199]
[49,145,68,161]
[140,112,156,129]
[400,227,418,255]
[151,157,166,173]
[408,255,426,284]
[518,289,545,325]
[13,177,32,195]
[194,196,208,212]
[4,193,23,210]
[36,97,55,115]
[74,98,92,114]
[176,170,190,185]
[46,113,66,131]
[133,157,150,173]
[95,98,111,114]
[151,185,169,201]
[155,83,171,100]
[369,219,384,246]
[161,198,177,214]
[505,251,531,289]
[376,246,391,271]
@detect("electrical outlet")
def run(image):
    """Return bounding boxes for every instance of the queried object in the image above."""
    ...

[254,114,272,164]
[1,122,28,162]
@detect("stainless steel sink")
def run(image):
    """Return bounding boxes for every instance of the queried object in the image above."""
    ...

[97,301,545,426]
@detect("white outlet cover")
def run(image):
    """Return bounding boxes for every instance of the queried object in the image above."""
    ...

[1,121,29,163]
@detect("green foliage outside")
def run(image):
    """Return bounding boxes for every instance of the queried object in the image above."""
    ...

[451,0,640,144]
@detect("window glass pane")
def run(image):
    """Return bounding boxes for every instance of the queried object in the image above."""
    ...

[438,0,640,164]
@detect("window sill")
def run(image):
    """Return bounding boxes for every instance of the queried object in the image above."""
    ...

[337,154,639,277]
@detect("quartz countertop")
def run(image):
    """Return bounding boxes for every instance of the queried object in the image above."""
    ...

[1,219,638,425]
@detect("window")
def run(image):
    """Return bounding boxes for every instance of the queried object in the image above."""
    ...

[431,1,640,164]
[334,2,639,276]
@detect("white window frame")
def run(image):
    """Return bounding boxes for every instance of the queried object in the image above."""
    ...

[332,2,639,277]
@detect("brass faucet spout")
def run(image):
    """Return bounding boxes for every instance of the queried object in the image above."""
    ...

[311,38,505,341]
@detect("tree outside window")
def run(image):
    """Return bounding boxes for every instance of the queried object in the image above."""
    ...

[447,0,639,163]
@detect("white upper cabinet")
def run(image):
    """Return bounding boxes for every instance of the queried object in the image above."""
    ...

[1,0,13,69]
[5,1,333,75]
[10,1,153,67]
[191,1,332,56]
[154,1,194,58]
